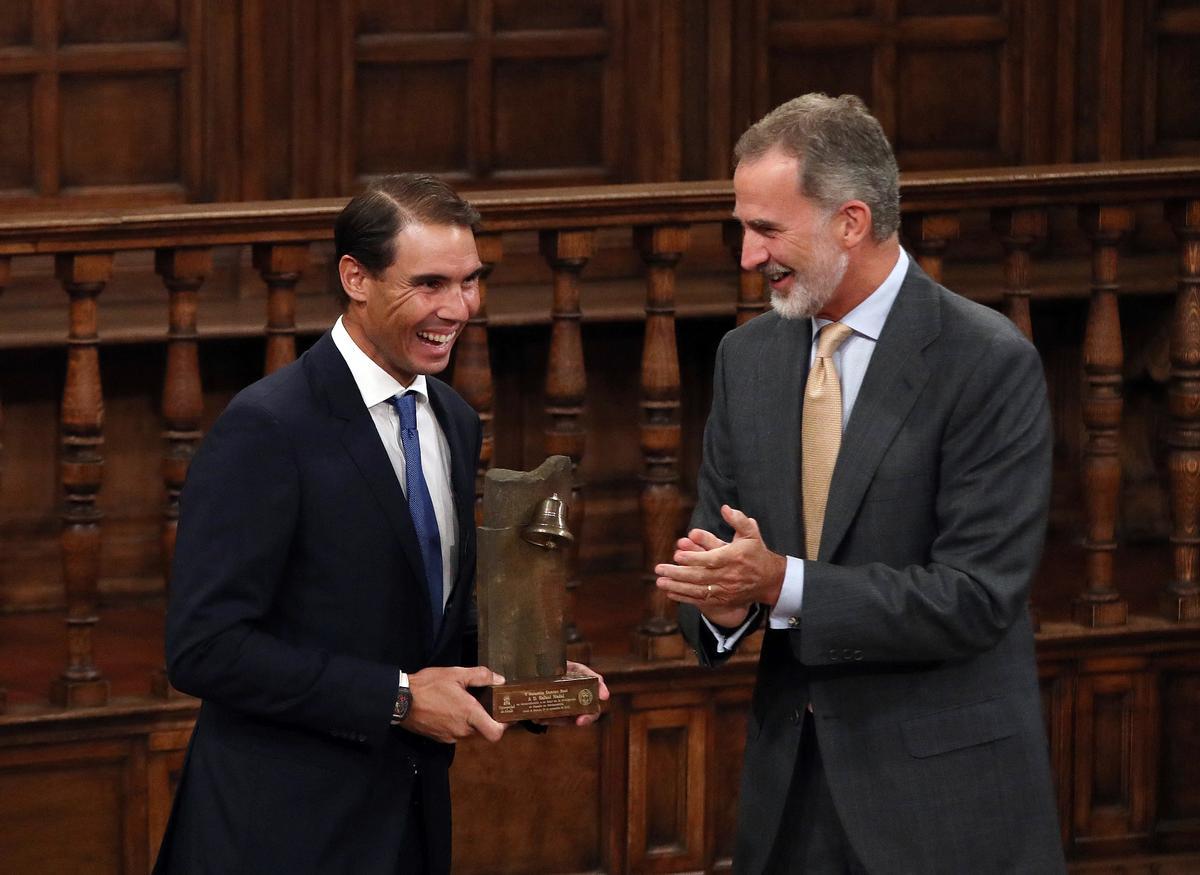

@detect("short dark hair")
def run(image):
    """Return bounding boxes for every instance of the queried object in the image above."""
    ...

[333,173,481,303]
[734,93,900,241]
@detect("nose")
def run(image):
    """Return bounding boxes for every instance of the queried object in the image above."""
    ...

[438,283,476,322]
[740,229,768,271]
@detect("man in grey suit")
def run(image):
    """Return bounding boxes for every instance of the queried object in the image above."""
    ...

[656,94,1065,873]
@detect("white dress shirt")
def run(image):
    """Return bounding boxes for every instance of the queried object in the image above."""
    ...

[709,249,910,652]
[331,316,458,609]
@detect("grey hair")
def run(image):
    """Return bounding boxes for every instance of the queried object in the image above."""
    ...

[734,93,900,241]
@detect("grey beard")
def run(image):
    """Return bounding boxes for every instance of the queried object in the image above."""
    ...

[769,250,848,320]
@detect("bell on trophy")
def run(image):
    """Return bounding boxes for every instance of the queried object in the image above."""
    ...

[521,494,574,550]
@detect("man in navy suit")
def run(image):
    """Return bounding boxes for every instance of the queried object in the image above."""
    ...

[657,95,1065,873]
[155,174,604,874]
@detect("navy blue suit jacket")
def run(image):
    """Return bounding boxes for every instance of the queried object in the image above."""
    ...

[154,330,481,875]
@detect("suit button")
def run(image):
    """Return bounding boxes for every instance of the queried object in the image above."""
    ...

[787,616,799,628]
[842,649,854,661]
[828,649,840,662]
[853,650,863,661]
[792,706,804,725]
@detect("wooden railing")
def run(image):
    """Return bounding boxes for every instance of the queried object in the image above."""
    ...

[2,159,1200,715]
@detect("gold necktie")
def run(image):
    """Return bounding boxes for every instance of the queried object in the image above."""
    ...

[802,322,854,561]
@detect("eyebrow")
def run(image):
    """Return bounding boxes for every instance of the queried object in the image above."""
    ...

[409,265,485,285]
[741,218,782,233]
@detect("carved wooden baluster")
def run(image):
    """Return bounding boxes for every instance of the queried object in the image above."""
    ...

[901,213,959,284]
[1164,199,1200,622]
[992,208,1048,631]
[451,233,502,523]
[153,247,212,696]
[0,255,7,714]
[1074,206,1134,627]
[252,243,308,374]
[539,229,594,662]
[991,208,1048,341]
[634,224,690,661]
[722,220,767,325]
[51,253,113,708]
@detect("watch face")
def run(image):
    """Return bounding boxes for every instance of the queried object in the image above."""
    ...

[393,688,413,722]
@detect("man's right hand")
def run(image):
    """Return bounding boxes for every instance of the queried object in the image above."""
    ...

[404,666,508,744]
[673,531,753,628]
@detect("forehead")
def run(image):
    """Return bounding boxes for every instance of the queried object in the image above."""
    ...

[732,148,821,226]
[388,222,481,276]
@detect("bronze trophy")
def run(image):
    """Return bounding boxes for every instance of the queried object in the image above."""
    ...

[476,455,601,722]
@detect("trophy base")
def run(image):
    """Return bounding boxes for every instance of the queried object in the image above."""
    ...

[481,673,601,723]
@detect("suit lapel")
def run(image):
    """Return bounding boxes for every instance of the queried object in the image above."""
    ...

[756,316,811,553]
[306,333,435,634]
[818,263,940,561]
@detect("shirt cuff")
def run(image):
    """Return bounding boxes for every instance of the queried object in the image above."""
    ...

[703,604,761,654]
[768,555,805,629]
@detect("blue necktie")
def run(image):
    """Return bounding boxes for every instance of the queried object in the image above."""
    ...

[390,392,443,633]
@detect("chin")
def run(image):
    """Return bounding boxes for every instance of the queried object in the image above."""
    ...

[770,285,827,320]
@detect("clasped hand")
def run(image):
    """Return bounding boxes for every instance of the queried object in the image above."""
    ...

[654,504,786,627]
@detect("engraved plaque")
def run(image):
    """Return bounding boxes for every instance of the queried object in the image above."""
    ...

[476,456,601,722]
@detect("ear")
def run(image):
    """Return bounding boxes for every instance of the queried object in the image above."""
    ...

[338,255,370,304]
[836,200,873,248]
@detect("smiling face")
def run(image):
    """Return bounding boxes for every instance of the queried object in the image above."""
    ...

[340,221,483,386]
[733,147,849,320]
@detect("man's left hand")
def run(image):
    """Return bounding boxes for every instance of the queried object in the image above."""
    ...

[655,504,787,611]
[534,661,610,728]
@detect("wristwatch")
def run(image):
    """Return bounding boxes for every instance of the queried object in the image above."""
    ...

[391,671,412,725]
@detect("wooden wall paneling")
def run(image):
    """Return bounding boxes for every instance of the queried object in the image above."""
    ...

[1019,0,1058,163]
[1163,198,1200,621]
[51,252,113,709]
[0,737,149,875]
[1039,658,1076,851]
[1139,0,1200,158]
[0,255,5,713]
[1075,206,1135,627]
[1053,0,1080,163]
[450,720,606,874]
[539,229,595,661]
[708,684,752,872]
[627,699,707,873]
[1155,654,1200,852]
[252,242,309,375]
[346,0,620,189]
[703,0,735,179]
[891,0,1021,168]
[602,0,626,184]
[147,726,191,865]
[623,0,684,182]
[451,232,503,518]
[601,690,630,874]
[199,0,241,200]
[634,223,689,661]
[1072,659,1156,856]
[490,15,614,184]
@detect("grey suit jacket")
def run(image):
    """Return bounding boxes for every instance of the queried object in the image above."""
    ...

[680,261,1065,874]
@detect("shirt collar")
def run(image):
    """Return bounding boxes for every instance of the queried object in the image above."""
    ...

[331,316,429,408]
[812,247,909,342]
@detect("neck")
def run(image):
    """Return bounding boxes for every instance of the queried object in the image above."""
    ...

[817,236,901,321]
